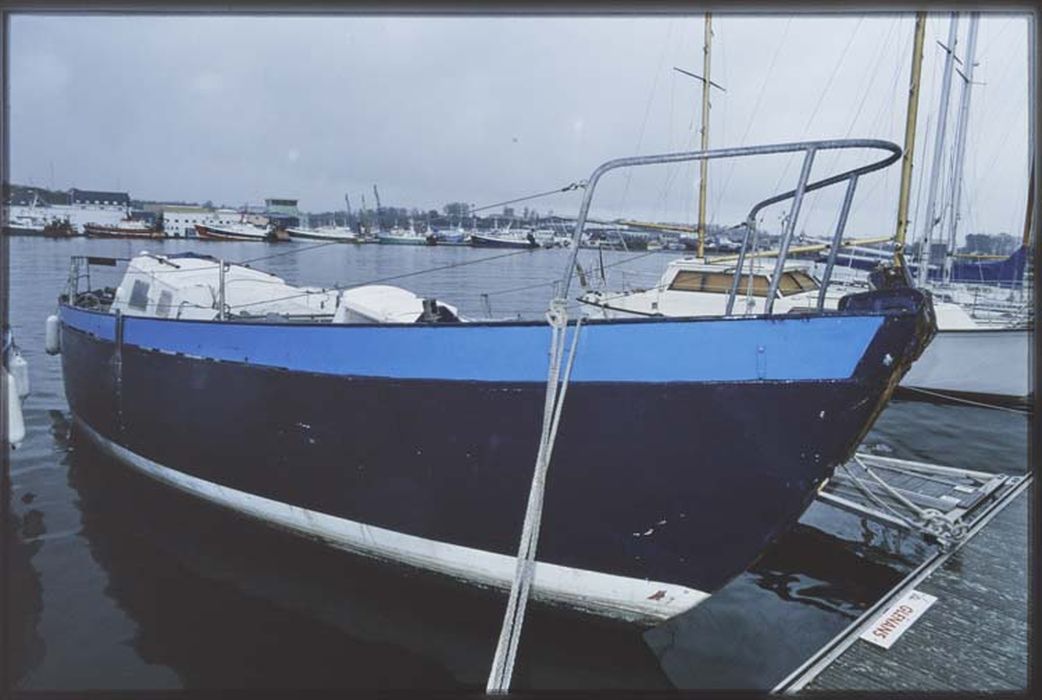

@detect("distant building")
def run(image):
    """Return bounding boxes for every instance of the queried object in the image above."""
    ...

[265,197,300,228]
[160,205,210,238]
[160,205,242,238]
[6,185,70,206]
[69,188,130,210]
[265,198,299,216]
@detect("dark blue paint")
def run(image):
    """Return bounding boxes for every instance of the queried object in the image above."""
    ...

[58,289,932,597]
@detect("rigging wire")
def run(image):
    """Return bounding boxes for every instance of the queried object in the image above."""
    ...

[227,248,537,310]
[803,17,902,222]
[482,247,664,299]
[616,18,675,221]
[769,16,866,199]
[714,17,793,219]
[846,24,919,228]
[469,182,585,214]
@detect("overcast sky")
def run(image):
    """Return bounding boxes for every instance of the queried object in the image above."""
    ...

[9,12,1033,241]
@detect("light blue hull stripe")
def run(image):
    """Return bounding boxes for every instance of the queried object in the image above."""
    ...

[61,306,883,383]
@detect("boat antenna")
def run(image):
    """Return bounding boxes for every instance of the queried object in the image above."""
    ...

[894,11,928,269]
[916,12,960,287]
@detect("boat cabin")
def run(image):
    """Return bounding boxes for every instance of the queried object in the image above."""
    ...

[85,253,461,324]
[579,256,842,318]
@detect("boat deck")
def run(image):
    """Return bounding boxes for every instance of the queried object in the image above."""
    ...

[775,460,1031,693]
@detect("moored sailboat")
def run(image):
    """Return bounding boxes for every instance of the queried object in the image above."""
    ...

[50,140,935,623]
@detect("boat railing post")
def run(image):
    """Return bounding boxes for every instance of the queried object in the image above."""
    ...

[725,217,755,316]
[218,259,227,321]
[818,174,859,311]
[113,309,124,434]
[765,147,816,314]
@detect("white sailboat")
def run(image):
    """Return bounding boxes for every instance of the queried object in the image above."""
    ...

[578,13,1032,406]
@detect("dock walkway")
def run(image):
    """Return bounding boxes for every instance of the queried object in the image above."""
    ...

[785,477,1030,693]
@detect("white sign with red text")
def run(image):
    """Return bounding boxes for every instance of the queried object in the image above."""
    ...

[859,590,938,649]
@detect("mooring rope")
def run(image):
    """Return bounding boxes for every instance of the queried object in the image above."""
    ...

[840,455,964,546]
[900,385,1031,415]
[486,301,583,693]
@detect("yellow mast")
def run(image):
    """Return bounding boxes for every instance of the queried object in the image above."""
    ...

[697,13,713,259]
[893,12,927,268]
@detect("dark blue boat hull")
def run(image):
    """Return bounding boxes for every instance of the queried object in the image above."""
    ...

[58,296,932,617]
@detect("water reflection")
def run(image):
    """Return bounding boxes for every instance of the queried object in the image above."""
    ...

[6,237,1029,691]
[63,419,669,690]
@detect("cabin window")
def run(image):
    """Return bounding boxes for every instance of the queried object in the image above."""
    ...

[156,290,174,317]
[668,270,769,296]
[128,279,150,310]
[778,271,819,295]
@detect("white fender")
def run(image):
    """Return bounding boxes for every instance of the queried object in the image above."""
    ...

[5,370,25,447]
[45,314,61,355]
[9,350,29,399]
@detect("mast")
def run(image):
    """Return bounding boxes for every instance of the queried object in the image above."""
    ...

[344,193,353,228]
[361,193,369,234]
[1025,15,1037,250]
[1023,167,1035,247]
[916,12,960,286]
[943,13,979,282]
[673,16,724,259]
[372,184,383,231]
[894,12,928,267]
[697,13,712,259]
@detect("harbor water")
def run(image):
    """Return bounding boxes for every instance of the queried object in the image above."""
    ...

[4,236,1029,691]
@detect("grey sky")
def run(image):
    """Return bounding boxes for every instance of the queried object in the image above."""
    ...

[10,12,1032,241]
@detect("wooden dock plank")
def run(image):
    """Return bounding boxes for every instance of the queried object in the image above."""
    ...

[802,488,1028,693]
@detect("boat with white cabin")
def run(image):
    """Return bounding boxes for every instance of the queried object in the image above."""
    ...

[580,255,1030,404]
[285,225,360,243]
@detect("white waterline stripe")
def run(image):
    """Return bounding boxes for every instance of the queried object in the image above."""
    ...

[76,417,708,624]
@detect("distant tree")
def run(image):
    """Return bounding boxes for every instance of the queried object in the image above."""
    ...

[443,202,470,218]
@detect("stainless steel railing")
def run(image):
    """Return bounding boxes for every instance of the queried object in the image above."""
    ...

[560,139,902,315]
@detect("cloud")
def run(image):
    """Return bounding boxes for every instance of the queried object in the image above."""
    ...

[7,13,1031,240]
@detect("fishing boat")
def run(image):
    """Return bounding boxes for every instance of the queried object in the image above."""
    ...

[49,140,935,624]
[470,230,541,249]
[428,227,471,246]
[84,219,165,239]
[5,214,48,236]
[285,225,360,243]
[4,193,55,236]
[376,225,429,246]
[195,221,277,242]
[42,219,77,238]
